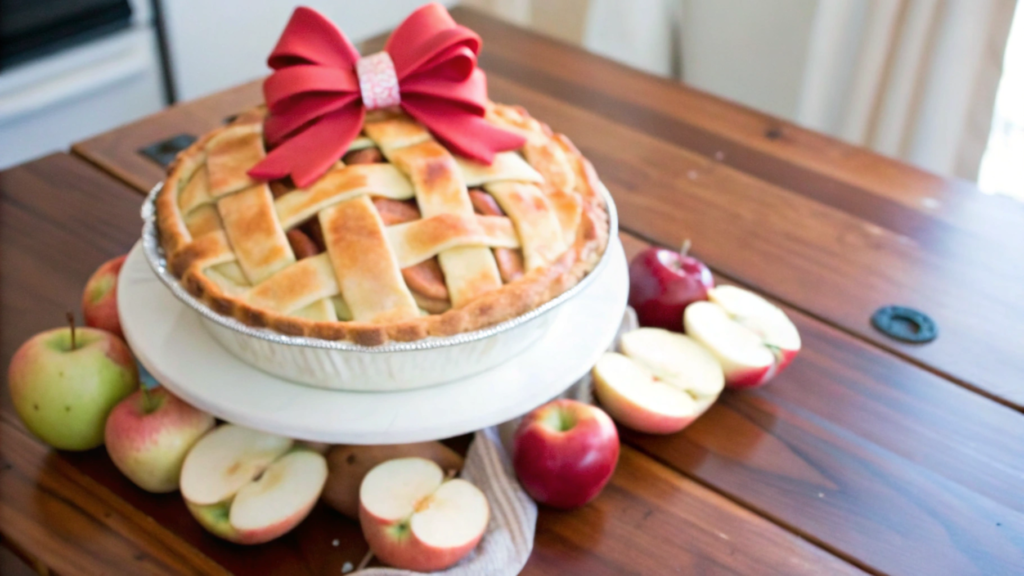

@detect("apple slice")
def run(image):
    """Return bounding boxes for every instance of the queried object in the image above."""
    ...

[360,457,489,572]
[230,451,327,536]
[180,424,327,544]
[593,328,724,434]
[620,328,725,399]
[684,285,801,388]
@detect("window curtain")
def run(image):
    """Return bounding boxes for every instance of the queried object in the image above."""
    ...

[461,0,1018,181]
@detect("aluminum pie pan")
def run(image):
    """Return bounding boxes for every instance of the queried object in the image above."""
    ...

[139,180,619,390]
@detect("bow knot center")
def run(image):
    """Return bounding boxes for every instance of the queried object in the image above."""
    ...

[356,51,401,110]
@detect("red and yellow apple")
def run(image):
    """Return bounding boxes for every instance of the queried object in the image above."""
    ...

[593,328,724,434]
[684,285,801,388]
[8,325,138,450]
[512,399,619,509]
[105,386,215,493]
[82,255,127,339]
[180,424,327,544]
[628,244,714,331]
[359,457,489,572]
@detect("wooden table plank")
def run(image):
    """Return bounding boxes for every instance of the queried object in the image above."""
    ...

[472,50,1024,410]
[618,234,1024,576]
[525,448,862,576]
[481,73,1024,410]
[1,417,228,576]
[72,82,262,193]
[1,155,864,575]
[0,540,39,576]
[461,7,1024,410]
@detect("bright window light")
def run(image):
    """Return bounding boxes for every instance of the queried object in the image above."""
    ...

[978,3,1024,200]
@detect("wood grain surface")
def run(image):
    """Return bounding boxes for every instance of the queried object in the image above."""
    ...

[72,82,262,193]
[0,155,864,574]
[452,11,1024,411]
[618,235,1024,576]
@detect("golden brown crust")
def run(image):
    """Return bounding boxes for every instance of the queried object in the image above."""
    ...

[156,104,610,344]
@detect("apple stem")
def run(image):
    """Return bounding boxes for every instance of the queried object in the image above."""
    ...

[356,550,374,571]
[67,312,76,351]
[140,385,158,414]
[679,239,692,258]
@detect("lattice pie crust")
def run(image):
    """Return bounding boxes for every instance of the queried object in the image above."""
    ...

[156,104,609,345]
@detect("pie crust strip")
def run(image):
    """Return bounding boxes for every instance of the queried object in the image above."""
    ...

[274,164,415,230]
[217,184,297,284]
[206,124,266,197]
[386,213,519,268]
[484,181,567,271]
[243,253,340,314]
[320,195,420,323]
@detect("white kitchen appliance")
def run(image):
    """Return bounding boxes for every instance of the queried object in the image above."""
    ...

[0,0,165,169]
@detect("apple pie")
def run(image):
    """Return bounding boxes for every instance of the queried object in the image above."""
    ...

[156,104,610,345]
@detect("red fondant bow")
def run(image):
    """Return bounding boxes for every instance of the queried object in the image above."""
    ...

[247,4,526,188]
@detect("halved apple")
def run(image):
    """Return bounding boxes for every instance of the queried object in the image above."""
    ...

[593,328,724,434]
[684,285,801,388]
[180,424,327,545]
[322,442,465,519]
[360,457,489,572]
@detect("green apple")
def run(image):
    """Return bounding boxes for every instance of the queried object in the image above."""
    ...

[104,386,215,493]
[8,325,138,450]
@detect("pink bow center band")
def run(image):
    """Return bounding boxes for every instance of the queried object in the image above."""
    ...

[247,4,526,188]
[357,52,401,110]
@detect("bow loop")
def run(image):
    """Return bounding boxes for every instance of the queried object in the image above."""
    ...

[266,6,360,69]
[387,21,481,80]
[406,44,478,83]
[249,3,525,187]
[263,66,360,112]
[401,67,488,114]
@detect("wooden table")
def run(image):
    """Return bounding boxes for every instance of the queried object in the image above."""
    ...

[3,7,1023,575]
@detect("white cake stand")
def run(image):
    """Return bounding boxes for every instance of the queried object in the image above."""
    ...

[119,239,628,444]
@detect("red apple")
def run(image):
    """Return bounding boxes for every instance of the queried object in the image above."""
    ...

[628,243,714,331]
[359,457,489,571]
[512,399,619,509]
[105,386,215,493]
[8,320,138,450]
[82,255,127,339]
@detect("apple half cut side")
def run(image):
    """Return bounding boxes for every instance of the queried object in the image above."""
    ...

[360,457,489,572]
[593,328,724,434]
[180,424,327,545]
[684,285,801,388]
